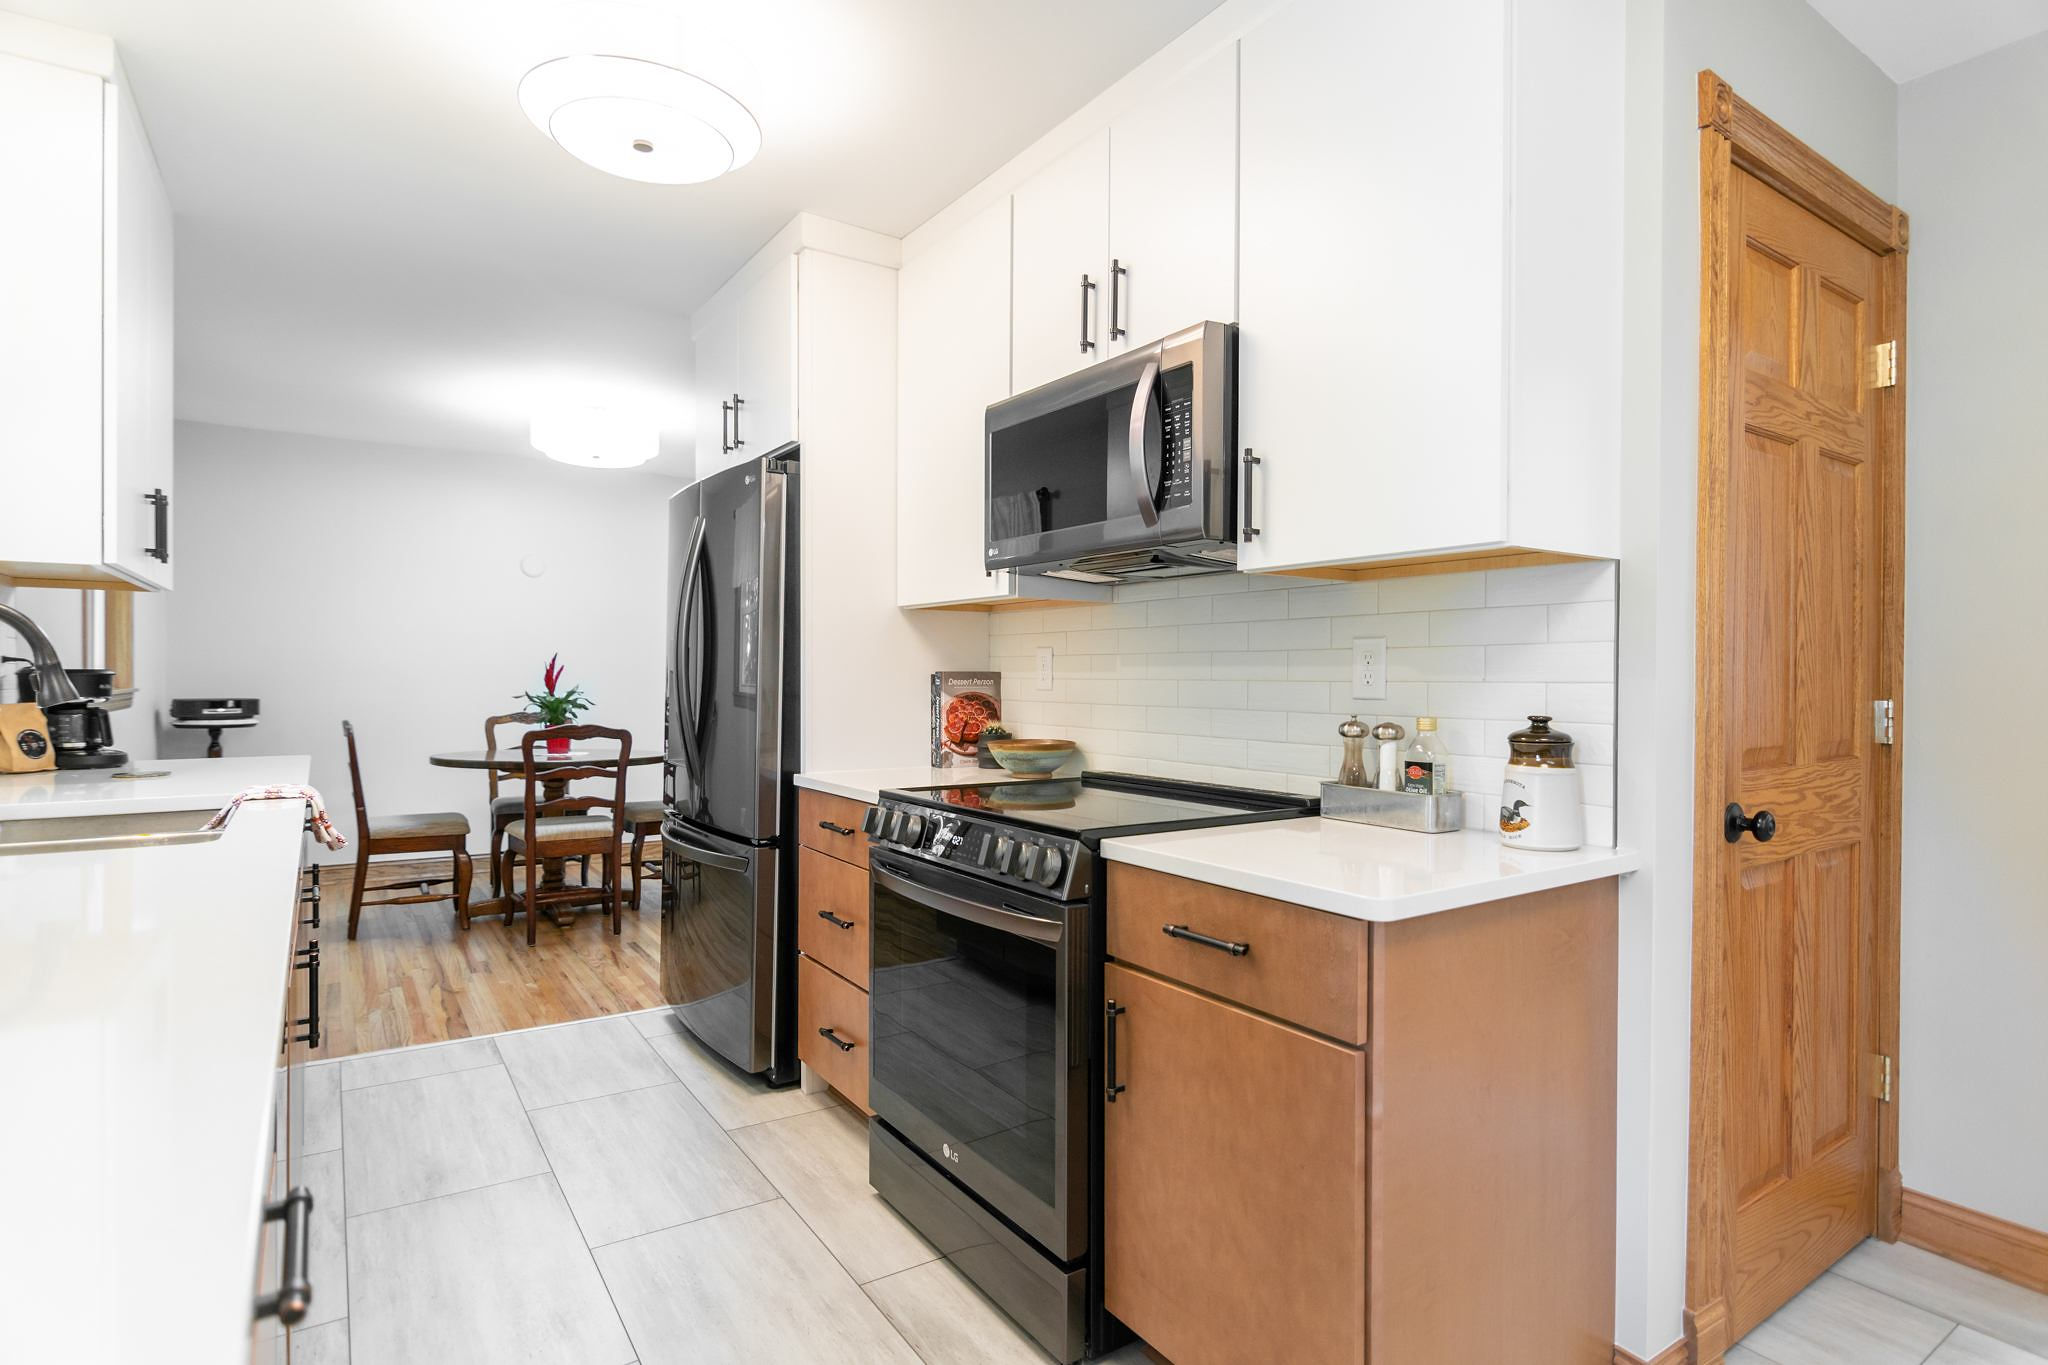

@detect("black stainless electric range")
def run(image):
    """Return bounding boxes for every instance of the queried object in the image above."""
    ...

[860,772,1315,1362]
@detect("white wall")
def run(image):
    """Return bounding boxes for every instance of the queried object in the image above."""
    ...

[162,420,681,857]
[1897,34,2048,1235]
[1614,1,1896,1354]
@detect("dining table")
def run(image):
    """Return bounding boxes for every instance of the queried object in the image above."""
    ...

[428,746,662,928]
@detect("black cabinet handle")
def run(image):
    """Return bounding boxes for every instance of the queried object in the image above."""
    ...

[289,942,321,1050]
[1109,259,1128,339]
[818,1026,855,1053]
[1724,803,1777,844]
[1079,274,1097,353]
[1240,450,1261,540]
[253,1186,314,1325]
[1164,923,1250,957]
[144,488,169,563]
[1105,1000,1127,1102]
[730,393,745,449]
[816,908,855,930]
[817,820,856,837]
[719,399,733,455]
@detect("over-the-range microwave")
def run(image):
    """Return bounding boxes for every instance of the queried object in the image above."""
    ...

[984,320,1237,583]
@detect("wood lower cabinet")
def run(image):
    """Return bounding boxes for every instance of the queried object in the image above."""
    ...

[1103,866,1618,1365]
[797,954,870,1111]
[795,790,876,1112]
[1103,963,1365,1365]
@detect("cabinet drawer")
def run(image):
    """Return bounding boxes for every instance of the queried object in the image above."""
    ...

[1103,963,1365,1365]
[797,788,872,869]
[1106,863,1367,1044]
[798,846,870,989]
[797,954,870,1111]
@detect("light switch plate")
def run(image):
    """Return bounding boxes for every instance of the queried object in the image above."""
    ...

[1035,645,1055,691]
[1350,637,1387,700]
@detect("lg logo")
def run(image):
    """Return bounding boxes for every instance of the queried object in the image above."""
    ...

[941,1142,960,1165]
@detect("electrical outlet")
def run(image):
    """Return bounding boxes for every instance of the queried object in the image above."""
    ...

[1350,637,1387,700]
[1035,645,1055,691]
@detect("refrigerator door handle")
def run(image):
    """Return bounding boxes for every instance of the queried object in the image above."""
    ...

[676,515,709,788]
[661,824,752,874]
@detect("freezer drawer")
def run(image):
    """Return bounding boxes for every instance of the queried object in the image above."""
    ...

[660,819,793,1081]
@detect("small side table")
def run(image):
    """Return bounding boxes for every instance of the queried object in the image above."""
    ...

[172,716,260,758]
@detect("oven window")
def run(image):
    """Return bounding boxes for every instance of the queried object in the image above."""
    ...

[871,877,1059,1206]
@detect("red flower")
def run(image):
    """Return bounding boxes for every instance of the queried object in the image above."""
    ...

[542,653,563,695]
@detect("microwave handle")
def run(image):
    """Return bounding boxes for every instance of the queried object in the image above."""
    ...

[1126,358,1162,529]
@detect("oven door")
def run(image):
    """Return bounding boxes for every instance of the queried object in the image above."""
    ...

[984,321,1234,573]
[868,852,1090,1262]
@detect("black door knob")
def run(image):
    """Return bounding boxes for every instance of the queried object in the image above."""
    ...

[1724,803,1777,844]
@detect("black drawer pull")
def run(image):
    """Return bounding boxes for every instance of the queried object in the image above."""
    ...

[818,1026,856,1053]
[1105,1000,1127,1102]
[288,941,322,1050]
[253,1186,314,1325]
[816,909,855,930]
[1163,923,1250,957]
[817,820,856,837]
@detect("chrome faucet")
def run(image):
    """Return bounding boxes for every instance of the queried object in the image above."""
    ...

[0,604,86,709]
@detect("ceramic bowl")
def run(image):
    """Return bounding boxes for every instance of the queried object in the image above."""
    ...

[985,738,1078,775]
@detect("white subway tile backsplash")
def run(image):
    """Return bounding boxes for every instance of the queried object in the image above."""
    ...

[995,561,1621,845]
[1247,617,1331,651]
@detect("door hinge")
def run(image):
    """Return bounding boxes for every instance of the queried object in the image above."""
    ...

[1873,698,1895,746]
[1878,1054,1893,1104]
[1870,340,1899,389]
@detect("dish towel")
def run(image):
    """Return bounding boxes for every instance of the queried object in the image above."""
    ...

[205,784,350,850]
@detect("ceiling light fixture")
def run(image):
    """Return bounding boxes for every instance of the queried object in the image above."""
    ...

[530,402,658,468]
[518,54,760,184]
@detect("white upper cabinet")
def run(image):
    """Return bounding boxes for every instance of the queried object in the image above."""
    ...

[692,254,796,480]
[1104,43,1238,353]
[897,198,1015,607]
[1009,130,1109,394]
[0,42,174,589]
[1236,0,1621,574]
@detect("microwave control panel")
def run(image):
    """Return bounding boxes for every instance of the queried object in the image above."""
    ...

[1158,366,1196,511]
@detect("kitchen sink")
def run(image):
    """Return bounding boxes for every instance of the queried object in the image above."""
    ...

[0,808,225,857]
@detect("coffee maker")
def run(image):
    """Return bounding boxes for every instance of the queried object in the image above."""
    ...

[46,668,128,770]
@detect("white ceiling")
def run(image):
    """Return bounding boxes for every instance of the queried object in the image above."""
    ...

[1806,0,2048,84]
[11,0,1223,476]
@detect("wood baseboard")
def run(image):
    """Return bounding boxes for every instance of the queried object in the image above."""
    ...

[1615,1339,1690,1365]
[1901,1188,2048,1296]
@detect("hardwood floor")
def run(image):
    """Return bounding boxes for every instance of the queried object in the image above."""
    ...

[314,856,664,1059]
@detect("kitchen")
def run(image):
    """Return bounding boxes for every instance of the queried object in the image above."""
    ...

[3,2,2044,1365]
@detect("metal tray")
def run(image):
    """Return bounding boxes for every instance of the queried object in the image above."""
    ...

[1319,782,1465,834]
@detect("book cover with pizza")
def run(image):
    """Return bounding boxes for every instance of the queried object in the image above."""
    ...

[931,672,1002,767]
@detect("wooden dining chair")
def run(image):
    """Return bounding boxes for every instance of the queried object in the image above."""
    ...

[499,725,631,944]
[342,719,474,940]
[624,798,665,912]
[484,709,541,897]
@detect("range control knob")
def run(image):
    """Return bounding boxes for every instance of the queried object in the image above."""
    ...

[900,814,925,846]
[861,806,887,837]
[1016,844,1041,880]
[1035,846,1065,887]
[883,810,907,844]
[991,836,1016,874]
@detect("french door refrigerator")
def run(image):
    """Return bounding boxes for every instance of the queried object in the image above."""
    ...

[660,445,801,1084]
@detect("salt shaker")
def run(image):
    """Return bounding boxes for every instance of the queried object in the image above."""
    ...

[1372,721,1405,792]
[1337,715,1370,786]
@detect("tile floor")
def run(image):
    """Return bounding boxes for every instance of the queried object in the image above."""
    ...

[295,1007,1152,1364]
[300,1008,2048,1364]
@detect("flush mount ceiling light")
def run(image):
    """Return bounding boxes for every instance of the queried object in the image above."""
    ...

[518,54,760,184]
[530,402,658,468]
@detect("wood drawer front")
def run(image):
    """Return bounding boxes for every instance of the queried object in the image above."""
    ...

[797,846,870,989]
[797,954,870,1111]
[797,788,872,868]
[1106,862,1368,1043]
[1103,963,1365,1365]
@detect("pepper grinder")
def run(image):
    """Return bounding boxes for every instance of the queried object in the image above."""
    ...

[1373,721,1405,792]
[1337,715,1371,786]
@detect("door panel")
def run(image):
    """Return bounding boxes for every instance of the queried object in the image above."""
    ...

[1011,130,1108,393]
[1713,169,1883,1337]
[661,823,780,1074]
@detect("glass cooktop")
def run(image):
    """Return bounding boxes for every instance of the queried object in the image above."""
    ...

[888,771,1314,841]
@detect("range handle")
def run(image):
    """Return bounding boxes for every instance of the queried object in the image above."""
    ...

[871,861,1063,947]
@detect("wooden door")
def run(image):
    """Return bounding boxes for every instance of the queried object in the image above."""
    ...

[895,194,1013,606]
[1703,167,1888,1339]
[1009,129,1108,393]
[1101,963,1364,1365]
[1104,43,1237,354]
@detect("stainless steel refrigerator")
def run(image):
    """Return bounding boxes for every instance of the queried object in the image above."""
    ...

[660,445,801,1084]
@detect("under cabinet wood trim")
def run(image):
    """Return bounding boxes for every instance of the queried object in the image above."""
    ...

[796,846,870,989]
[795,953,871,1113]
[1900,1189,2048,1297]
[1105,862,1367,1044]
[1255,544,1601,584]
[796,789,872,870]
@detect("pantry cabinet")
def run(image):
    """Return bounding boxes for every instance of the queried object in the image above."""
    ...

[0,40,174,590]
[1235,0,1621,575]
[691,254,796,480]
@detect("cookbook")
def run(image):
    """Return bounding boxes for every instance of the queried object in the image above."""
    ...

[930,672,1002,768]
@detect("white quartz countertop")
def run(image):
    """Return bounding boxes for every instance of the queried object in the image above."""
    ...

[0,755,313,819]
[1101,818,1640,922]
[794,766,1038,804]
[0,756,311,1365]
